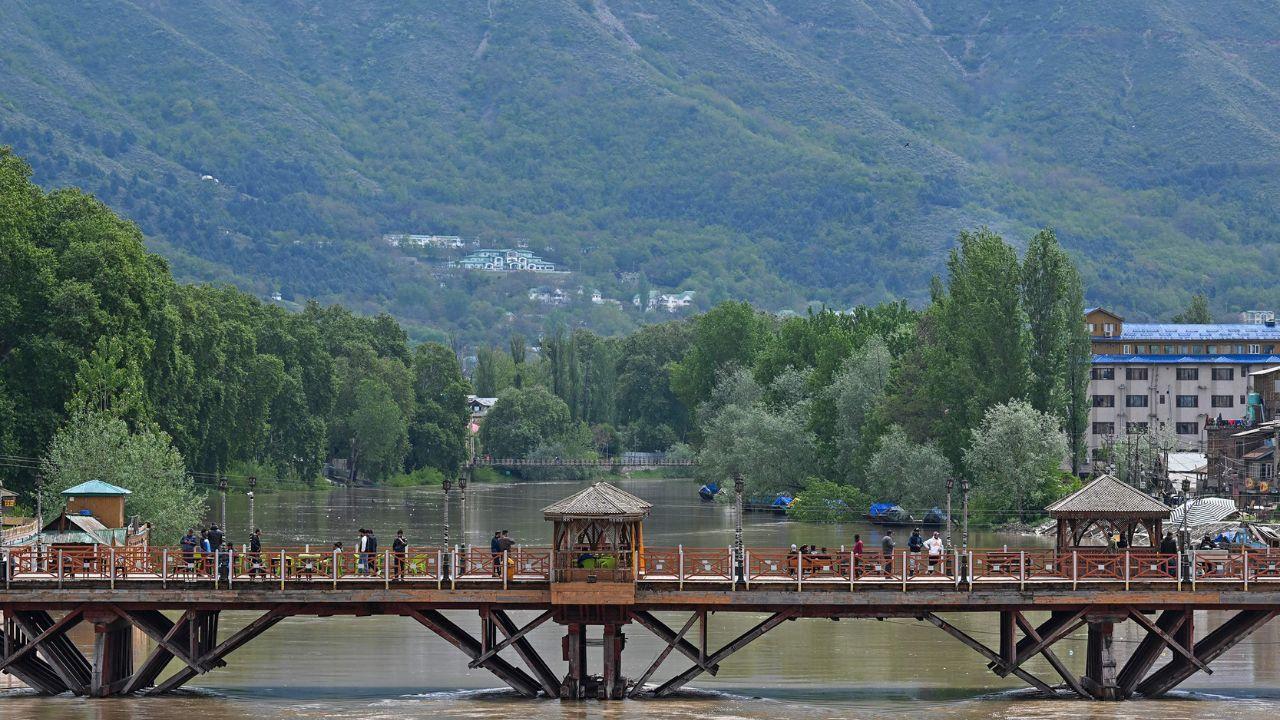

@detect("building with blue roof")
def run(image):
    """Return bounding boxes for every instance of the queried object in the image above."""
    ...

[1084,307,1280,476]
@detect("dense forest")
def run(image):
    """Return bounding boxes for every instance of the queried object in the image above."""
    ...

[3,2,1280,346]
[1,149,469,538]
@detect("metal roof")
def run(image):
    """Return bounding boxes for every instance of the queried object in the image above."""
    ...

[1046,475,1171,518]
[1109,323,1280,341]
[542,482,653,520]
[60,480,131,497]
[1091,354,1280,365]
[1169,498,1240,527]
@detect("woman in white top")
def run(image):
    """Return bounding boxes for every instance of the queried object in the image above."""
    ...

[924,532,944,574]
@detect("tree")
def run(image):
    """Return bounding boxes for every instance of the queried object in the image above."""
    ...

[1101,425,1181,494]
[473,345,513,397]
[695,369,815,494]
[670,302,767,414]
[616,321,693,448]
[40,411,204,543]
[863,425,952,511]
[1172,294,1212,323]
[66,335,149,425]
[924,228,1030,465]
[508,334,526,389]
[963,400,1070,523]
[790,479,871,523]
[1022,228,1090,473]
[347,377,409,481]
[479,386,572,459]
[407,342,471,473]
[826,335,892,483]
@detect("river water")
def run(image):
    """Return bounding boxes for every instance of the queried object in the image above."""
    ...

[5,476,1280,719]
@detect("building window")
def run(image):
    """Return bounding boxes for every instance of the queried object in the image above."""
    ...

[1176,368,1199,381]
[1250,344,1261,354]
[1208,345,1218,354]
[1126,422,1149,434]
[1092,422,1115,435]
[1192,345,1204,353]
[1235,344,1245,353]
[1126,368,1149,381]
[1103,322,1115,337]
[1092,395,1115,408]
[1212,368,1234,381]
[1241,395,1248,405]
[1176,395,1199,408]
[1176,422,1199,435]
[1165,345,1175,354]
[1126,395,1149,407]
[1088,323,1096,334]
[1136,345,1147,353]
[1122,344,1132,354]
[1212,395,1234,408]
[1091,367,1115,380]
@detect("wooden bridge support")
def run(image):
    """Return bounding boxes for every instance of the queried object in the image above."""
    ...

[1081,618,1120,700]
[90,616,133,697]
[1137,609,1276,697]
[640,609,797,698]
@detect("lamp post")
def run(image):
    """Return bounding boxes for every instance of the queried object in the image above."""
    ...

[247,476,257,533]
[442,476,452,579]
[459,467,469,555]
[945,476,954,550]
[960,477,970,583]
[218,476,229,529]
[733,472,745,583]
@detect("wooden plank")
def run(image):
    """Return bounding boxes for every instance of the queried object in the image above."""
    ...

[0,628,69,695]
[0,607,83,672]
[112,607,203,673]
[400,606,541,697]
[1127,608,1210,674]
[488,609,560,697]
[148,608,289,695]
[1138,610,1275,697]
[924,613,1057,697]
[1117,609,1185,698]
[122,610,192,695]
[654,610,797,697]
[468,609,552,667]
[993,607,1088,676]
[629,611,698,697]
[12,610,91,695]
[1013,610,1088,698]
[629,610,720,675]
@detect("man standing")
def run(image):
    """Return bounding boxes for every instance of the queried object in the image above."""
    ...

[365,529,378,576]
[924,531,944,574]
[498,530,515,577]
[180,529,198,580]
[881,530,895,574]
[357,529,368,574]
[392,530,408,580]
[490,531,503,576]
[249,528,263,579]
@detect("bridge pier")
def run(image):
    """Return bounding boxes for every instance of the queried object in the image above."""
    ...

[89,614,133,697]
[1081,617,1120,700]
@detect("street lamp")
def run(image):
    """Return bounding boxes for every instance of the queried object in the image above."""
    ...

[247,476,257,532]
[733,472,745,583]
[218,476,229,529]
[459,468,469,554]
[945,476,954,550]
[961,477,971,584]
[442,476,452,578]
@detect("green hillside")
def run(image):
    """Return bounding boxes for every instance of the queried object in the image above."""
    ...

[2,1,1278,340]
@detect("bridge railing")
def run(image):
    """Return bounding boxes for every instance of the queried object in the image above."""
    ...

[7,545,1280,589]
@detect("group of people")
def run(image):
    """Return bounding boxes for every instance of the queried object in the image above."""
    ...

[490,530,516,574]
[177,524,242,579]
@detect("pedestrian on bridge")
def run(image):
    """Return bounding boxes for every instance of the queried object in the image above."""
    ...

[180,529,198,580]
[248,528,263,579]
[924,531,944,574]
[881,531,895,573]
[393,530,408,580]
[364,529,378,575]
[491,531,503,576]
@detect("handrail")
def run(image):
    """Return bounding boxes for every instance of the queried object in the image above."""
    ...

[0,545,1273,590]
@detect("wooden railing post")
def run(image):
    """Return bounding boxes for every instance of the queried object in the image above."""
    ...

[1190,548,1196,592]
[1019,550,1025,591]
[1176,548,1183,591]
[228,548,234,589]
[502,550,508,590]
[57,549,63,589]
[110,547,116,590]
[1123,549,1130,591]
[333,549,339,589]
[1072,550,1078,591]
[437,548,443,590]
[797,548,804,592]
[162,548,168,589]
[678,545,684,591]
[384,549,390,589]
[902,550,908,592]
[1244,548,1250,591]
[745,549,753,590]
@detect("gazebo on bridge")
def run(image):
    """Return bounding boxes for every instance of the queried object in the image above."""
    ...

[542,481,651,586]
[1047,474,1171,550]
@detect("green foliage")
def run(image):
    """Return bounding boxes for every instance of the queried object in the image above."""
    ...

[407,343,471,474]
[1172,294,1213,323]
[670,302,767,414]
[790,479,871,524]
[478,386,572,459]
[864,425,952,511]
[964,400,1071,523]
[40,411,204,543]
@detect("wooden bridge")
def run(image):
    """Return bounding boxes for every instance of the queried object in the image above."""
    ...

[2,542,1278,701]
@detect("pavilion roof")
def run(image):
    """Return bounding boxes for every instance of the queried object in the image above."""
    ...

[1046,475,1170,519]
[542,482,652,521]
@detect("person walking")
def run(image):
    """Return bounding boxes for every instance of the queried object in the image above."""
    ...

[924,531,944,574]
[392,530,408,580]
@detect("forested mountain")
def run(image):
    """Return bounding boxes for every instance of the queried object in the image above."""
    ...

[3,1,1279,341]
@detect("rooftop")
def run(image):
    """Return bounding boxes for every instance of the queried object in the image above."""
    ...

[1092,354,1280,365]
[1104,323,1280,341]
[1046,475,1170,518]
[60,480,131,497]
[542,482,652,520]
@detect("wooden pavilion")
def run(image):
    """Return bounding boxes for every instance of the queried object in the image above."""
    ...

[542,482,651,586]
[1046,474,1171,549]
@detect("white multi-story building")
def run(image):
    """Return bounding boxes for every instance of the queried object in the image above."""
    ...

[1085,307,1280,470]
